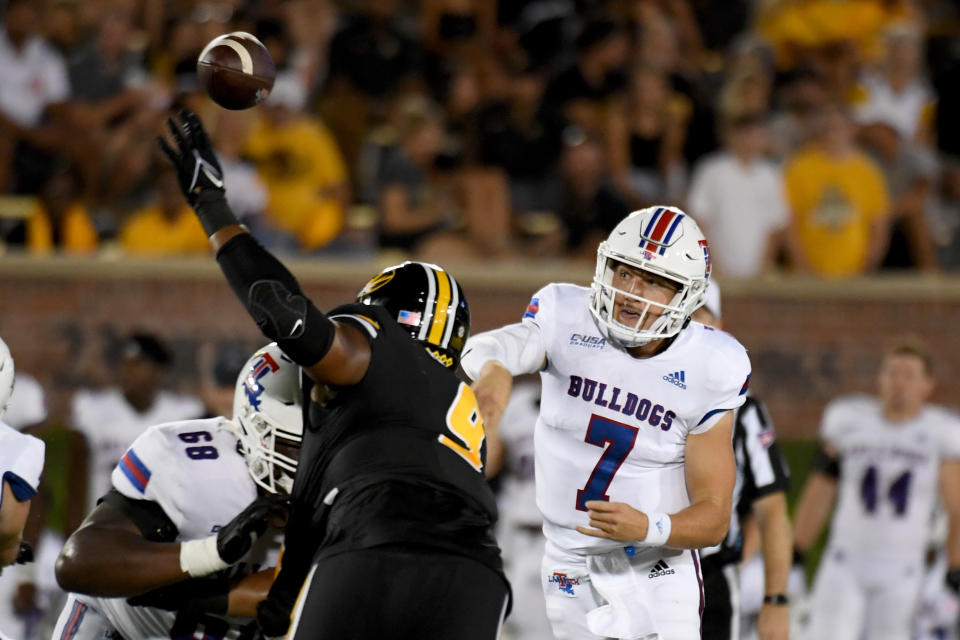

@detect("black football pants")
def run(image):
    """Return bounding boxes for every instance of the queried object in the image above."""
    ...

[288,545,510,640]
[701,560,739,640]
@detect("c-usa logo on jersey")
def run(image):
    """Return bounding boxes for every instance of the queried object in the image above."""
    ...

[569,333,606,350]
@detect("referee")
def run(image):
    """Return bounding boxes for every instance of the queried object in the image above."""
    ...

[692,286,793,640]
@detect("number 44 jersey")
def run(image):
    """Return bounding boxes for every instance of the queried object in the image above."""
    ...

[527,283,752,554]
[821,395,960,561]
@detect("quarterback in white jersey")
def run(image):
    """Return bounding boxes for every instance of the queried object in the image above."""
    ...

[53,344,302,640]
[70,334,205,513]
[793,339,960,640]
[464,207,750,639]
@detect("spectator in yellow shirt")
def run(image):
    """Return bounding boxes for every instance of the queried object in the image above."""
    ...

[784,103,891,277]
[27,169,98,254]
[119,169,208,255]
[242,73,349,251]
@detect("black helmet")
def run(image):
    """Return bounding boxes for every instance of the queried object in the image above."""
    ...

[357,261,470,369]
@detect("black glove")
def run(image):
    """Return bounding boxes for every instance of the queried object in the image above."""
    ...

[216,494,289,565]
[257,593,295,638]
[157,109,225,207]
[127,574,231,615]
[14,541,33,564]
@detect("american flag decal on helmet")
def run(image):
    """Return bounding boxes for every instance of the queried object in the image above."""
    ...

[639,207,685,256]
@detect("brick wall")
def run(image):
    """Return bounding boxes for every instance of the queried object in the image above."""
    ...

[4,255,960,438]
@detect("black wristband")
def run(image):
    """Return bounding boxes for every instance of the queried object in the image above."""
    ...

[194,190,240,237]
[792,549,806,566]
[763,593,789,606]
[947,569,960,595]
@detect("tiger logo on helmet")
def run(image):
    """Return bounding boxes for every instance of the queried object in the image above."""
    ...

[357,261,470,370]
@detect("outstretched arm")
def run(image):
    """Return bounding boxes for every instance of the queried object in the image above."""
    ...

[56,501,185,596]
[158,110,370,386]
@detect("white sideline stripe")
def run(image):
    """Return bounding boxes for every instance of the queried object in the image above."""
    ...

[329,314,378,339]
[418,264,437,341]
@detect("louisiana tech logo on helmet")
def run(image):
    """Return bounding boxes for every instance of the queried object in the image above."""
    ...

[243,351,280,410]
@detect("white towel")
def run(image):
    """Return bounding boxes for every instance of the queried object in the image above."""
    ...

[585,550,660,640]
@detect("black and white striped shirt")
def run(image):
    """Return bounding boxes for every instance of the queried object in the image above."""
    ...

[701,394,791,565]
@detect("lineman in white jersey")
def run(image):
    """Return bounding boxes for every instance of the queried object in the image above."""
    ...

[0,337,45,573]
[70,333,205,515]
[52,344,302,640]
[464,206,751,639]
[793,339,960,640]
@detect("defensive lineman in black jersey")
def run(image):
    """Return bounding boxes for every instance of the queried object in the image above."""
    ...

[158,109,509,639]
[692,288,793,640]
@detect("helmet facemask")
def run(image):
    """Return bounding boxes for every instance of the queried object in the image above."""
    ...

[231,344,303,495]
[589,206,710,348]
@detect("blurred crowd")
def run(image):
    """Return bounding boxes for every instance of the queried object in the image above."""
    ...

[3,0,960,276]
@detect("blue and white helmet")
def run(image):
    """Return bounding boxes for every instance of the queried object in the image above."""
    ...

[590,206,711,348]
[231,343,303,494]
[0,337,13,420]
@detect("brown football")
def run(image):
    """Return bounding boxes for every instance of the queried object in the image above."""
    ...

[197,32,275,110]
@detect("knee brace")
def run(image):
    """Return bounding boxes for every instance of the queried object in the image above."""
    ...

[248,279,335,366]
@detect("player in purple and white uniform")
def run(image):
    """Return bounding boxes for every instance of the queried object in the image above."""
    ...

[793,339,960,640]
[464,206,751,639]
[51,344,301,640]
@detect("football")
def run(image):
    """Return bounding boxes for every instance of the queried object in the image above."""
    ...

[197,32,275,110]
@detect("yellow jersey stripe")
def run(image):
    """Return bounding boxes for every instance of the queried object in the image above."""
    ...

[427,268,451,345]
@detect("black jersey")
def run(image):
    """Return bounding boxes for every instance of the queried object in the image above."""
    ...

[274,302,503,601]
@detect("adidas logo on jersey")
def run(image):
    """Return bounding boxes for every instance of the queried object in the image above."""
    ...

[662,371,687,389]
[648,560,675,578]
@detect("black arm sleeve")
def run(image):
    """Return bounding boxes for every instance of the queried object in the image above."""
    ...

[812,446,841,478]
[215,233,335,366]
[215,233,304,302]
[99,490,178,543]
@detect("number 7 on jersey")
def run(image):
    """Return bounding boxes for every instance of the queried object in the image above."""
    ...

[576,415,639,511]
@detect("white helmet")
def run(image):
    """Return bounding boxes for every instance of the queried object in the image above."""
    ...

[590,206,712,348]
[0,338,13,420]
[231,343,303,494]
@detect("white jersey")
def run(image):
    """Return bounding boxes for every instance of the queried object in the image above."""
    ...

[72,417,266,640]
[822,395,960,561]
[523,283,751,553]
[70,388,204,511]
[0,420,45,501]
